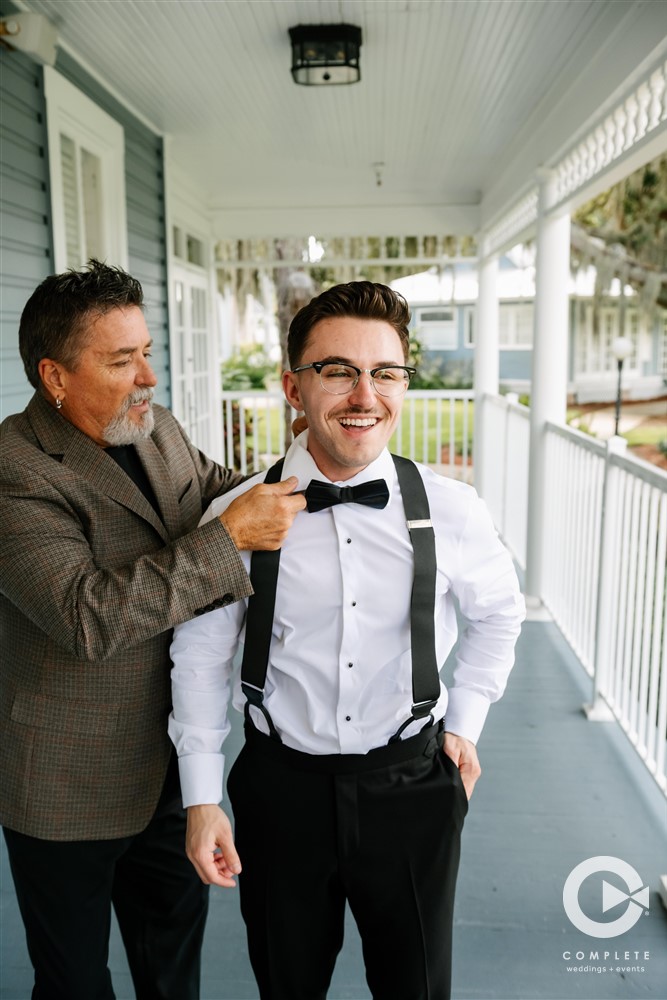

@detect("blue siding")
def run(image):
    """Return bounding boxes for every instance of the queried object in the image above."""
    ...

[0,30,53,420]
[499,350,532,381]
[0,23,170,420]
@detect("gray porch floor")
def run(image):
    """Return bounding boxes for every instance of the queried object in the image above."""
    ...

[1,619,666,1000]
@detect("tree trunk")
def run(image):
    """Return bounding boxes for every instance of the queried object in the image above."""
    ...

[273,243,316,453]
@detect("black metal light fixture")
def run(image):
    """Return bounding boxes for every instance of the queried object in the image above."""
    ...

[289,24,362,86]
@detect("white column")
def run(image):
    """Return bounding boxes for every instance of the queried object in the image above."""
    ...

[525,171,571,605]
[473,253,499,499]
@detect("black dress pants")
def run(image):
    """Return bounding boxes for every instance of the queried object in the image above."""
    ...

[3,753,208,1000]
[227,722,468,1000]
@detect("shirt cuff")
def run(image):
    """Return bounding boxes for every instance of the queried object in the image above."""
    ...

[177,753,225,808]
[444,688,491,745]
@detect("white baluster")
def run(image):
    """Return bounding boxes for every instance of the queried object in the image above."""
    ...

[648,66,666,128]
[636,83,651,140]
[613,105,627,158]
[604,114,616,166]
[594,125,606,174]
[624,94,638,150]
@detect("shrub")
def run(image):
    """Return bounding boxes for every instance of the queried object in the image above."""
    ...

[221,347,278,390]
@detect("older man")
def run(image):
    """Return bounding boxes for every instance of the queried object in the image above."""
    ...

[170,281,525,1000]
[0,260,305,1000]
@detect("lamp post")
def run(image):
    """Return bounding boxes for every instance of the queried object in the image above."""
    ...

[611,336,633,437]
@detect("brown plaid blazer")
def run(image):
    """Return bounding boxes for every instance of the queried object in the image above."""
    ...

[0,393,251,840]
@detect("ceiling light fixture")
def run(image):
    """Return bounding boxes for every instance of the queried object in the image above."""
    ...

[288,24,362,86]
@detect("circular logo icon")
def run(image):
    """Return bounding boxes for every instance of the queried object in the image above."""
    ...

[563,856,649,938]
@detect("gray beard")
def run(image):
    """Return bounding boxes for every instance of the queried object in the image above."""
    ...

[103,391,155,446]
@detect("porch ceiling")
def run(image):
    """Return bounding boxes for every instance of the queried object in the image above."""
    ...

[17,0,667,238]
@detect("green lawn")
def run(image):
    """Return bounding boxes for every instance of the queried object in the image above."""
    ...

[566,407,667,447]
[622,425,667,447]
[254,398,474,465]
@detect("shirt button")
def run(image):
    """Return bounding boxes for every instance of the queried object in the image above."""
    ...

[345,716,351,722]
[352,601,357,607]
[348,662,353,668]
[347,538,352,544]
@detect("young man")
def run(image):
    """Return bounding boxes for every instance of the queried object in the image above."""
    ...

[169,281,525,1000]
[0,260,304,999]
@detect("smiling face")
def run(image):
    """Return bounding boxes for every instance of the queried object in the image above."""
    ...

[282,316,407,481]
[39,305,158,447]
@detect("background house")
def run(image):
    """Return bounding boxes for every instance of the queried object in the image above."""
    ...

[393,255,667,402]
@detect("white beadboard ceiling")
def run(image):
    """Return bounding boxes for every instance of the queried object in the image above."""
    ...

[17,0,667,237]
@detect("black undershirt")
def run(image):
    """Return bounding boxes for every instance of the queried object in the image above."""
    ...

[105,444,162,520]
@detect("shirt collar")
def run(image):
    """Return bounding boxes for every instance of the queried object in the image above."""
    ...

[283,430,396,499]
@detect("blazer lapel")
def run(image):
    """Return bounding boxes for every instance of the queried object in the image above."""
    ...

[27,394,170,541]
[135,436,182,537]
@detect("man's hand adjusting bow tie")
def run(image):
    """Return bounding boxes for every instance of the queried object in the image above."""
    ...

[304,479,389,513]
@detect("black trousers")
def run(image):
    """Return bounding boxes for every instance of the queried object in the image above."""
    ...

[227,722,468,1000]
[3,752,208,1000]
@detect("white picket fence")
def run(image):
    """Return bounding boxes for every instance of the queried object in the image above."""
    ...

[222,388,667,794]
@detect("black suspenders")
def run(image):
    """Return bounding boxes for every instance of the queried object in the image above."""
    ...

[389,454,441,741]
[240,455,441,744]
[240,458,286,741]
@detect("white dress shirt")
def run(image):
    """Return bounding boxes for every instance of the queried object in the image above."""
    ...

[169,432,525,807]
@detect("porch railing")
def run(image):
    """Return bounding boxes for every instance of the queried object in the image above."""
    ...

[433,392,667,795]
[221,389,474,478]
[542,425,667,794]
[478,393,530,569]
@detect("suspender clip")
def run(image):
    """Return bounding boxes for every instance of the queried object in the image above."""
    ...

[241,682,265,706]
[412,698,438,719]
[388,699,439,743]
[406,519,432,530]
[242,682,283,742]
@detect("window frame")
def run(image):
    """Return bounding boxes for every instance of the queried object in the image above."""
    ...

[415,306,458,350]
[44,66,128,272]
[498,302,534,350]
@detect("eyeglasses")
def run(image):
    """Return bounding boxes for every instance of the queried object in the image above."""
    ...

[291,361,416,397]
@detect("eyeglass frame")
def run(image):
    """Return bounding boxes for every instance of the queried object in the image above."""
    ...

[291,360,417,396]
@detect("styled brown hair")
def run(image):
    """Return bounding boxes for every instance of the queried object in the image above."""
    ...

[19,259,144,390]
[287,281,411,368]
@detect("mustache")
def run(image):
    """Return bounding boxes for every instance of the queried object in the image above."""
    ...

[121,388,154,413]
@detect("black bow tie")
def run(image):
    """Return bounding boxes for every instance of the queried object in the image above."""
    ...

[304,479,390,513]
